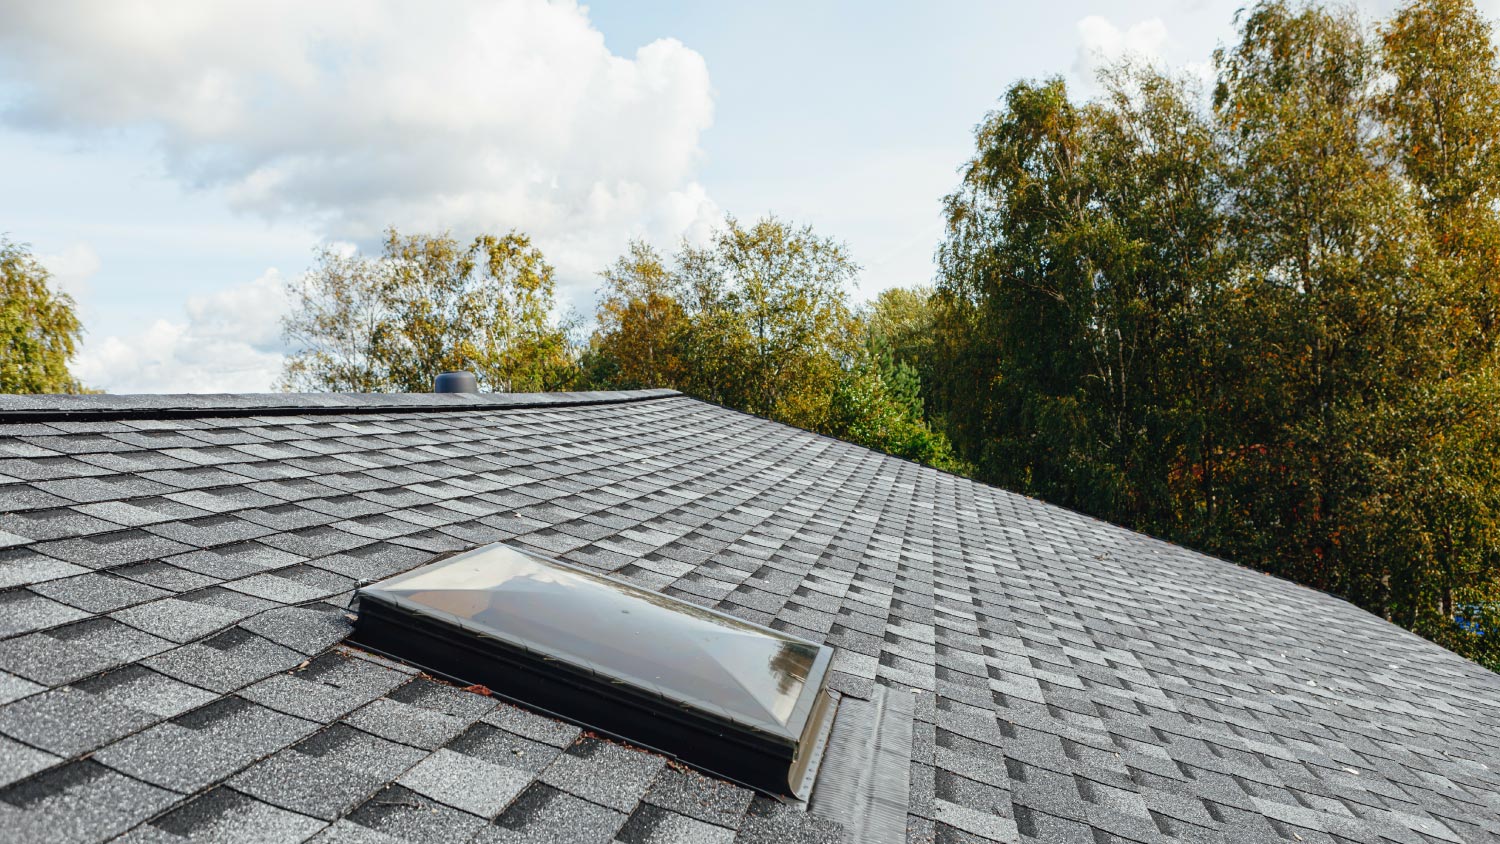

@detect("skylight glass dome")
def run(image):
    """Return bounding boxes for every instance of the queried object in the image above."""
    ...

[350,542,835,797]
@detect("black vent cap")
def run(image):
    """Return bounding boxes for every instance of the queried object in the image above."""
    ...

[433,371,478,393]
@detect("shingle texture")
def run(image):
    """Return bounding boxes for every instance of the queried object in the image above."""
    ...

[0,389,1496,844]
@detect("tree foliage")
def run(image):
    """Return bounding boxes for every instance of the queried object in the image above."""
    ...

[0,237,85,394]
[584,218,961,470]
[282,229,576,393]
[931,0,1500,669]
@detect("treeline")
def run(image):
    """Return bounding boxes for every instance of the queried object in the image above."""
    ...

[281,221,964,472]
[923,0,1500,668]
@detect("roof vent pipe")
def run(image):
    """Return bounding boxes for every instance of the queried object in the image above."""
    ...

[433,371,478,393]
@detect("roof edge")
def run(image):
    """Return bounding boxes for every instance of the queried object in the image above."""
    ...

[0,389,682,423]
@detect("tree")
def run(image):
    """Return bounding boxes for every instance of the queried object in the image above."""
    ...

[589,216,859,431]
[1214,0,1446,599]
[282,229,576,393]
[677,216,859,428]
[585,218,967,471]
[827,306,966,473]
[0,237,85,394]
[929,0,1500,669]
[1375,0,1500,658]
[586,241,689,390]
[933,64,1229,533]
[1380,0,1500,354]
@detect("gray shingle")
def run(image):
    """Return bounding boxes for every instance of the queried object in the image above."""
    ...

[0,685,158,756]
[146,514,275,548]
[305,819,409,844]
[386,675,498,720]
[238,604,352,655]
[0,507,124,542]
[0,759,178,844]
[396,747,530,818]
[0,484,70,512]
[94,696,317,792]
[110,560,220,593]
[29,572,172,613]
[447,722,562,774]
[0,733,59,788]
[341,697,471,751]
[478,783,627,844]
[0,670,43,705]
[229,724,425,822]
[734,796,845,844]
[617,803,737,844]
[538,737,667,812]
[34,474,172,504]
[135,785,327,843]
[74,664,218,718]
[239,651,407,722]
[70,500,180,527]
[0,590,90,637]
[0,618,172,685]
[111,596,245,643]
[165,542,305,579]
[33,529,196,570]
[345,784,488,841]
[143,628,305,694]
[0,456,111,481]
[0,549,86,590]
[224,565,355,604]
[643,766,755,831]
[480,701,583,749]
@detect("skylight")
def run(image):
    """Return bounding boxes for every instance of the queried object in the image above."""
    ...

[350,542,836,798]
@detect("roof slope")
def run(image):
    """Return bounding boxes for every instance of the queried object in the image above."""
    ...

[0,391,1496,844]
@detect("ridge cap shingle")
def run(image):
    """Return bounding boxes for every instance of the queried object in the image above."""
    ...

[0,389,681,424]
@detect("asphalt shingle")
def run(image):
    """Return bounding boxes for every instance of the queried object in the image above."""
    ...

[0,390,1490,844]
[228,723,425,822]
[477,784,628,844]
[0,548,86,590]
[0,685,158,757]
[538,736,667,813]
[131,786,326,843]
[396,747,530,818]
[0,760,178,844]
[94,696,317,792]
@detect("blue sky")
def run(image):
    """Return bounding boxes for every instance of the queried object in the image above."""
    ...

[0,0,1440,392]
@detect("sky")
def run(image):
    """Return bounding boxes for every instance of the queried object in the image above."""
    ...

[0,0,1480,393]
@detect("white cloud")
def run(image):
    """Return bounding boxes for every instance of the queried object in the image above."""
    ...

[73,270,291,393]
[1073,15,1171,93]
[36,243,101,303]
[0,0,718,295]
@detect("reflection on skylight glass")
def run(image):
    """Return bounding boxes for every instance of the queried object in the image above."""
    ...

[369,543,820,730]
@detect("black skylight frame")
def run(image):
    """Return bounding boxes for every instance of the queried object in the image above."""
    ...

[349,542,836,798]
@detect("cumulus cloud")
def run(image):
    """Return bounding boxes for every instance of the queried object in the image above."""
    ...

[73,270,291,394]
[36,243,101,302]
[1073,15,1170,92]
[0,0,718,290]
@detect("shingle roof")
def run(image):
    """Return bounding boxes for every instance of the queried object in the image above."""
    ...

[0,390,1496,844]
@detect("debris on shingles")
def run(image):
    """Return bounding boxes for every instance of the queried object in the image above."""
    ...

[0,390,1491,844]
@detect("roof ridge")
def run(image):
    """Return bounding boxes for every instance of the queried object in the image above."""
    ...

[0,388,681,423]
